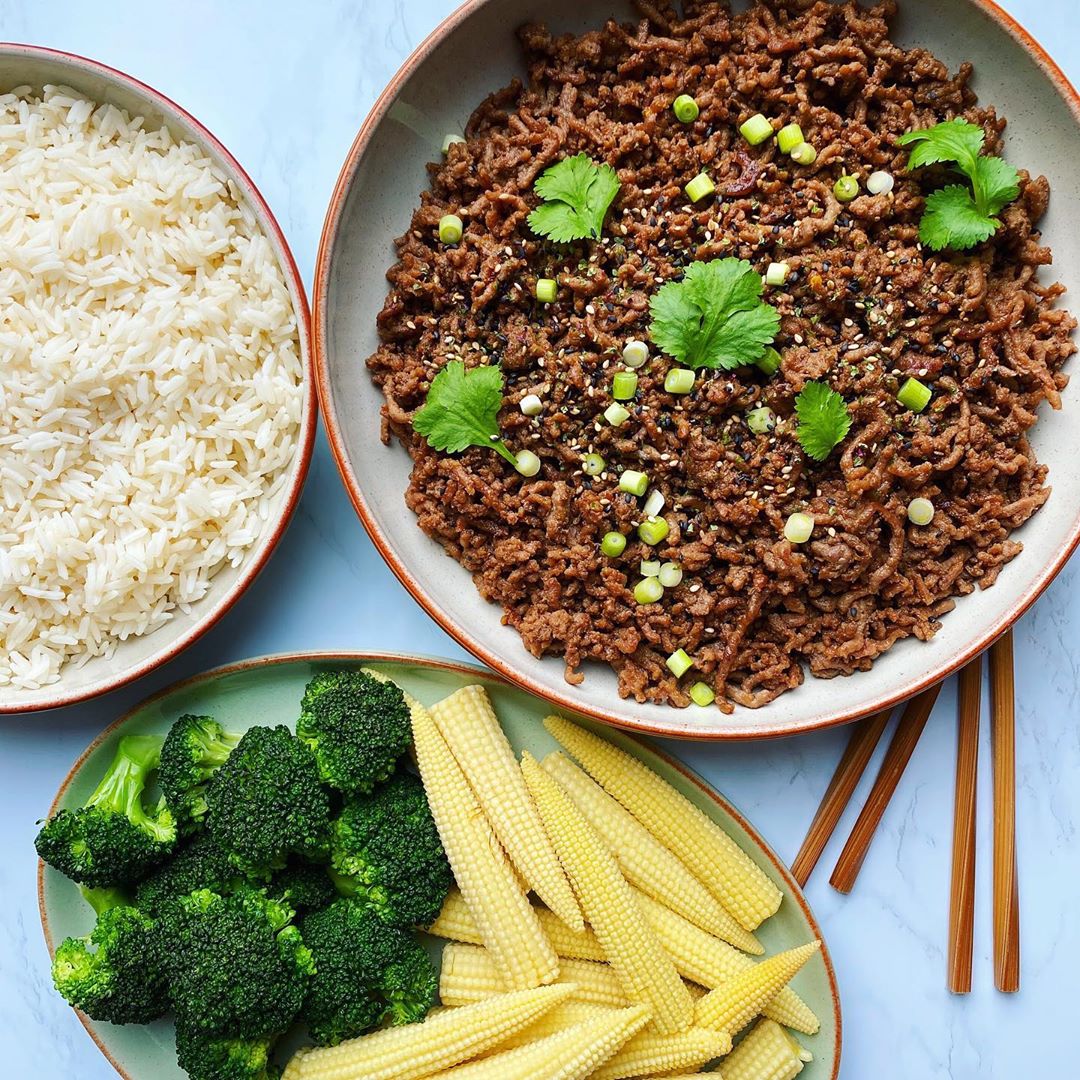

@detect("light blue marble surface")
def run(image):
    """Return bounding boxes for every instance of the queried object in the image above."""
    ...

[1,0,1078,1073]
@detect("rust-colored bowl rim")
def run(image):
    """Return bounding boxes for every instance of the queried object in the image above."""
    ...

[314,0,1080,741]
[0,43,317,715]
[38,649,843,1080]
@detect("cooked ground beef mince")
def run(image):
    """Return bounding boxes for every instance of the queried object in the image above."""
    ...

[368,0,1075,711]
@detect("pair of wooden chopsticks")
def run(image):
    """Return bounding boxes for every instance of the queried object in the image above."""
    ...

[943,637,1019,993]
[792,630,1020,992]
[943,635,1019,993]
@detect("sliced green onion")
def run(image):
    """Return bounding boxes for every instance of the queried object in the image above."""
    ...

[618,469,649,496]
[739,113,774,146]
[867,170,894,195]
[622,339,649,368]
[642,488,665,518]
[634,577,664,604]
[666,648,694,677]
[747,406,775,435]
[755,347,781,376]
[442,133,466,153]
[519,393,543,417]
[907,497,935,526]
[784,512,815,544]
[638,517,670,546]
[664,368,696,394]
[765,261,790,287]
[833,175,859,203]
[604,402,631,427]
[612,371,639,400]
[685,172,715,203]
[438,213,463,244]
[689,681,715,706]
[514,449,540,477]
[582,452,606,476]
[673,94,699,123]
[601,531,627,557]
[640,559,661,577]
[790,141,818,165]
[897,376,932,412]
[535,277,557,303]
[776,123,804,154]
[658,562,683,588]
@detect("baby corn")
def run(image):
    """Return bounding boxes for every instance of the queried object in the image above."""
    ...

[429,1006,650,1080]
[590,1025,732,1080]
[720,1018,813,1080]
[281,1050,307,1080]
[545,716,782,931]
[431,686,583,931]
[410,693,558,990]
[440,942,627,1008]
[431,888,605,961]
[521,752,693,1033]
[428,883,815,1031]
[635,892,820,1035]
[695,941,821,1038]
[484,1001,618,1051]
[287,983,574,1080]
[543,751,762,954]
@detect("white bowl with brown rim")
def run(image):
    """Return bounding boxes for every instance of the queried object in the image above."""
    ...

[0,45,316,714]
[315,0,1080,739]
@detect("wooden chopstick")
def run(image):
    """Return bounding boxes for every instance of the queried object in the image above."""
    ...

[829,682,941,894]
[948,657,981,993]
[791,708,891,887]
[989,630,1021,992]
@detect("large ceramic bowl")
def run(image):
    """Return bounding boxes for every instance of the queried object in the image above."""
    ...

[0,45,316,714]
[39,651,841,1079]
[315,0,1080,739]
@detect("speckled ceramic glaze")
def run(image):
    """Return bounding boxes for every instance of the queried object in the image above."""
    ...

[0,45,316,714]
[39,651,841,1079]
[315,0,1080,739]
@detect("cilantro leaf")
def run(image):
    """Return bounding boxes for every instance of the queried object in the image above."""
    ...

[795,381,852,461]
[527,154,621,242]
[648,258,781,371]
[897,118,984,172]
[970,154,1020,217]
[898,118,1020,251]
[412,361,517,465]
[919,185,999,251]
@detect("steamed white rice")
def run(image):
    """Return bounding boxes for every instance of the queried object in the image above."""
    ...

[0,85,304,693]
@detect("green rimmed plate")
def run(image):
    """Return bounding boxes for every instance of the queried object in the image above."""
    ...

[38,651,842,1079]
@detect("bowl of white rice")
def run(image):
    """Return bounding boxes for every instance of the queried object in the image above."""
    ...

[0,45,315,713]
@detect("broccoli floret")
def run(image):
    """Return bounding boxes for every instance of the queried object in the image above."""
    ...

[296,669,411,795]
[381,942,439,1026]
[161,887,315,1040]
[329,768,452,928]
[300,897,436,1046]
[175,1025,280,1080]
[80,883,132,915]
[36,734,177,887]
[135,832,248,915]
[52,891,167,1024]
[205,726,331,874]
[269,859,338,915]
[159,714,242,831]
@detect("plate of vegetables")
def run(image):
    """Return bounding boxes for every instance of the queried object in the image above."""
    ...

[37,652,841,1080]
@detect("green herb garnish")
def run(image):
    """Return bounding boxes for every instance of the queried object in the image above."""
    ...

[648,258,780,370]
[412,361,516,465]
[897,119,1020,251]
[527,154,621,243]
[795,381,852,461]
